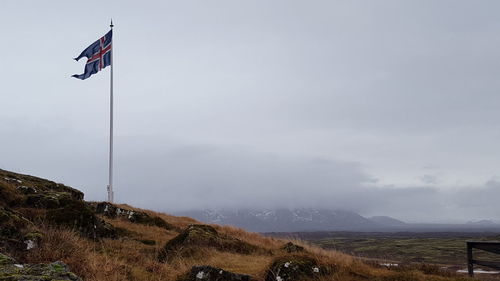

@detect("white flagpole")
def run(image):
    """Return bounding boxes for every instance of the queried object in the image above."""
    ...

[108,19,114,203]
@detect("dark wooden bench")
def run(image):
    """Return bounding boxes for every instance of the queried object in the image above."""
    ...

[466,241,500,276]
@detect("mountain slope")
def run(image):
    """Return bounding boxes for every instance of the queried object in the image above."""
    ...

[178,209,382,232]
[368,216,406,227]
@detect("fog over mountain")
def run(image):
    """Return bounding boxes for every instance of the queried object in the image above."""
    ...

[1,1,500,223]
[177,208,500,232]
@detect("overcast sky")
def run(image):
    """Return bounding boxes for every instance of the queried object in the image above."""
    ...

[1,0,500,223]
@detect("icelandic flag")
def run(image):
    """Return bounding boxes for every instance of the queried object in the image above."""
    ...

[72,30,112,80]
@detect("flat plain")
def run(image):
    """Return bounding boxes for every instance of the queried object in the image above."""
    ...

[268,231,500,266]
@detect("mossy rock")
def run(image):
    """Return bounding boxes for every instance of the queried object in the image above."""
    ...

[281,242,305,253]
[25,192,74,209]
[0,182,23,207]
[0,207,32,239]
[46,201,117,239]
[0,255,82,281]
[16,185,38,195]
[94,202,176,230]
[177,265,252,281]
[265,255,331,281]
[23,232,43,250]
[0,169,84,201]
[0,253,16,265]
[158,224,262,262]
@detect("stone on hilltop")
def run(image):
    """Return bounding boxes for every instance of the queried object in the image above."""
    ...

[93,202,176,230]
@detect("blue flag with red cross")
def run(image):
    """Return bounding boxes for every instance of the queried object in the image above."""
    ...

[72,30,112,80]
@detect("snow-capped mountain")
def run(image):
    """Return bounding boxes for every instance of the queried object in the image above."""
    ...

[176,208,397,232]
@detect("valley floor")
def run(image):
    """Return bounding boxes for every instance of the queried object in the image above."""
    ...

[270,231,500,280]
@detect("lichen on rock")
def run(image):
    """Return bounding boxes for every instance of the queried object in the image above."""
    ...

[93,202,176,230]
[265,255,330,281]
[0,253,82,281]
[177,265,252,281]
[0,207,31,235]
[25,191,74,209]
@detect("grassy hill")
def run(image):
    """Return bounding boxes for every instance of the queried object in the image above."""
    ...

[0,169,474,281]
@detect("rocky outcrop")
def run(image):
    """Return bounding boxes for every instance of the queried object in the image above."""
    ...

[0,170,84,203]
[177,265,251,281]
[0,252,81,281]
[0,207,31,238]
[0,170,117,240]
[281,242,305,253]
[0,207,35,250]
[265,255,330,281]
[93,202,176,231]
[158,225,263,262]
[47,201,117,239]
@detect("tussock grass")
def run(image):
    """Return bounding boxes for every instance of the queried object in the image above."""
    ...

[14,208,476,281]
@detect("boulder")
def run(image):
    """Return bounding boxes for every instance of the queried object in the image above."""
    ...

[93,202,176,230]
[23,232,43,250]
[177,265,251,281]
[25,192,74,209]
[158,225,262,262]
[0,253,81,281]
[0,169,84,202]
[265,255,329,281]
[281,242,305,253]
[16,185,37,195]
[0,207,31,239]
[47,201,117,239]
[0,207,38,251]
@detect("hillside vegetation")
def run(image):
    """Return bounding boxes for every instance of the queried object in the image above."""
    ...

[0,169,474,281]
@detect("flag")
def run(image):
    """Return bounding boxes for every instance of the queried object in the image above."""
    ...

[72,30,112,80]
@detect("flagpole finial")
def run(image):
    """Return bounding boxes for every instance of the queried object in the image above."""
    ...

[110,19,114,28]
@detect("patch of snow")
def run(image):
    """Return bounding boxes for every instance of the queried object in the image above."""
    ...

[284,262,291,268]
[292,210,313,222]
[254,210,277,221]
[457,269,500,274]
[313,267,320,273]
[276,276,282,281]
[219,270,223,274]
[14,264,24,268]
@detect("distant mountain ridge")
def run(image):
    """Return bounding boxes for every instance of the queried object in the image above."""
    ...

[368,216,406,227]
[176,208,406,232]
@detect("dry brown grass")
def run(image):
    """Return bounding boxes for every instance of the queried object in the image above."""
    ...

[13,207,476,281]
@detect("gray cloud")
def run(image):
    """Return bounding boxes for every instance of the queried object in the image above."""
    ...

[1,0,500,223]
